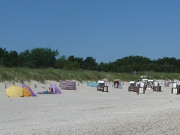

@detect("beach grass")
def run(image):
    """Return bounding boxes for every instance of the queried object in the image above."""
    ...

[0,67,179,82]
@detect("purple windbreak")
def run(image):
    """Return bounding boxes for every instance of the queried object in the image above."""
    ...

[50,84,62,94]
[22,84,37,97]
[60,81,76,90]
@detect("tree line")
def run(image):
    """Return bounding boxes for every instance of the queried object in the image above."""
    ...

[0,47,180,72]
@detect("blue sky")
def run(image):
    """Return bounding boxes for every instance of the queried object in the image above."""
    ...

[0,0,180,63]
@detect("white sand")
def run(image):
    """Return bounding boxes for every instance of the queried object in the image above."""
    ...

[0,80,180,135]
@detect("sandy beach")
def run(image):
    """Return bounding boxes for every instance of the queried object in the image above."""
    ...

[1,80,180,135]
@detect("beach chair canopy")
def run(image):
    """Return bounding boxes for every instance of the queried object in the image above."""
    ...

[130,81,135,84]
[98,80,109,86]
[142,79,148,82]
[6,86,24,97]
[97,80,106,87]
[98,80,105,84]
[50,84,62,94]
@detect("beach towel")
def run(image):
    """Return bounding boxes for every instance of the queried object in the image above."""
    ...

[37,84,62,94]
[37,92,55,94]
[87,81,99,87]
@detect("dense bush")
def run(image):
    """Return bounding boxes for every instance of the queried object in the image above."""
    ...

[0,47,179,73]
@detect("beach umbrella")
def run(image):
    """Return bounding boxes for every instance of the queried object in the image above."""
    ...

[6,86,23,97]
[50,84,62,94]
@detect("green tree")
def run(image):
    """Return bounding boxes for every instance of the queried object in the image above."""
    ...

[30,48,58,68]
[8,51,18,67]
[55,55,67,69]
[83,57,97,70]
[18,50,32,67]
[0,48,6,66]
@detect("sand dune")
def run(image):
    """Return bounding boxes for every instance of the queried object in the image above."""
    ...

[0,80,180,135]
